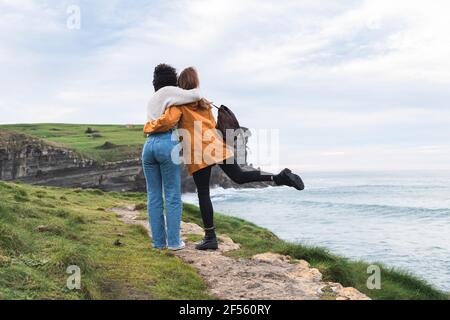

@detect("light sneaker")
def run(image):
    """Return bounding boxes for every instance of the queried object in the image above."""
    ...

[168,241,186,251]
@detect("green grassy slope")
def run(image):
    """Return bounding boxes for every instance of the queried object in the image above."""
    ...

[0,124,145,162]
[0,182,211,300]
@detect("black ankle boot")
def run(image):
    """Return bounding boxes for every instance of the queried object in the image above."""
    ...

[273,168,305,191]
[195,228,219,251]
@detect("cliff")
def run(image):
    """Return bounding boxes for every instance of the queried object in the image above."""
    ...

[0,129,271,193]
[0,131,86,180]
[0,130,141,191]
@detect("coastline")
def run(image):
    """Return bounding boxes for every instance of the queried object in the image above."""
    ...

[0,181,447,299]
[183,187,448,298]
[181,202,448,300]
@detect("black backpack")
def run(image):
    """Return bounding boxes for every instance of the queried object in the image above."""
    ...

[212,104,242,145]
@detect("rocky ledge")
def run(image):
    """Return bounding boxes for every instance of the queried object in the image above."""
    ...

[110,206,370,300]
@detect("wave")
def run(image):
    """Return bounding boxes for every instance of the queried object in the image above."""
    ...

[346,184,450,189]
[297,200,450,217]
[183,186,450,217]
[303,185,450,195]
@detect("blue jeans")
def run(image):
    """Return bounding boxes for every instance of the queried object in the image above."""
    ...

[142,131,182,249]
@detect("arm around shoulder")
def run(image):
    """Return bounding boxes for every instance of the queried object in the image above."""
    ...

[144,106,183,134]
[164,87,202,107]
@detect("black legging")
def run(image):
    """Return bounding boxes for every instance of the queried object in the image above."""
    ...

[193,163,273,229]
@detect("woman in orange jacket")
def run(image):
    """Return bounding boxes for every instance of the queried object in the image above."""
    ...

[144,67,304,250]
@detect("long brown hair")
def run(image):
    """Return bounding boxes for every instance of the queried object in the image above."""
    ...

[178,67,200,90]
[178,67,208,108]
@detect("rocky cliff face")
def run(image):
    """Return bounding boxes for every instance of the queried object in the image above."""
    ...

[0,131,85,180]
[0,130,271,193]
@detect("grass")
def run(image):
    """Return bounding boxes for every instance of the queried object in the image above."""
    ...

[0,182,211,300]
[0,124,145,163]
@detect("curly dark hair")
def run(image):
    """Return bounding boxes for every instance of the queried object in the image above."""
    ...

[153,63,177,91]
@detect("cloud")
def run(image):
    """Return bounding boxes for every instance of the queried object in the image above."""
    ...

[1,0,450,170]
[223,0,450,85]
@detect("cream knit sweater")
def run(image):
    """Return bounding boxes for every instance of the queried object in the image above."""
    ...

[147,86,202,121]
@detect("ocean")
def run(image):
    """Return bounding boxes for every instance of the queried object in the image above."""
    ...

[182,171,450,292]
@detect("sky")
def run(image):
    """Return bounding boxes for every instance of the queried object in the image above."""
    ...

[1,0,450,171]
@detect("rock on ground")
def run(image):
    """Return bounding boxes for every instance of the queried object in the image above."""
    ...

[109,207,370,300]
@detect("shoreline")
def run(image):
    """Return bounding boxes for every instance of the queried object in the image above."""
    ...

[0,181,447,299]
[182,203,448,300]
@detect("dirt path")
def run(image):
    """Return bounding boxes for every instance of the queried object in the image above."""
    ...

[108,206,370,300]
